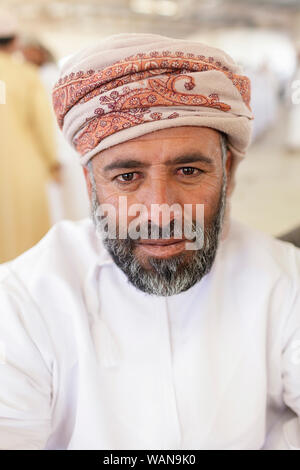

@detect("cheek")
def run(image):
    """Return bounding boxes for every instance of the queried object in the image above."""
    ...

[95,176,123,205]
[179,176,223,222]
[96,182,141,229]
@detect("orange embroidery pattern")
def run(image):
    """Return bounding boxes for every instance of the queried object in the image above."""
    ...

[53,50,251,155]
[74,74,231,155]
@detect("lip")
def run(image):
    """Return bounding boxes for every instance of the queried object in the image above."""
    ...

[136,238,187,257]
[137,238,186,246]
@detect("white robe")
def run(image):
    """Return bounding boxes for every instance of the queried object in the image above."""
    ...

[0,217,300,450]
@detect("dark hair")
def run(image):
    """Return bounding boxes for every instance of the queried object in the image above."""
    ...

[0,35,15,46]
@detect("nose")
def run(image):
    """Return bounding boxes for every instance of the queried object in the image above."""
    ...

[149,176,171,205]
[141,176,179,227]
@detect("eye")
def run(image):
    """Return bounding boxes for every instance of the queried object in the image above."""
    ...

[177,167,202,176]
[115,172,139,183]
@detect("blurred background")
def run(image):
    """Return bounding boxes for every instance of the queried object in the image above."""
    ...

[1,0,300,262]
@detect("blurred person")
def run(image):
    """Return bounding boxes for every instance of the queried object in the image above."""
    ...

[20,37,59,105]
[20,36,59,96]
[0,33,300,451]
[21,37,65,224]
[21,37,56,68]
[0,10,60,263]
[21,37,90,223]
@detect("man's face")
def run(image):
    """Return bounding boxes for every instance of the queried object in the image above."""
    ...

[84,126,232,296]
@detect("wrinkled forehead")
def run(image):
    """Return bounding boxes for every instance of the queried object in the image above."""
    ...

[91,126,223,169]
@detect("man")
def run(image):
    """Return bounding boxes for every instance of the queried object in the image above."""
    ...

[0,33,299,450]
[0,9,60,262]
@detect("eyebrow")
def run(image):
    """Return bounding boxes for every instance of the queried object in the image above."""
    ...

[166,154,213,166]
[103,153,214,172]
[103,159,149,172]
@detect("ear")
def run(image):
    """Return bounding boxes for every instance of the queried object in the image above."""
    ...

[82,165,92,200]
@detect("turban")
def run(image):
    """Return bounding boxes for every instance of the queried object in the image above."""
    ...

[53,33,254,188]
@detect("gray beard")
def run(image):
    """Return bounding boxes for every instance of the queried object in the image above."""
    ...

[91,180,227,296]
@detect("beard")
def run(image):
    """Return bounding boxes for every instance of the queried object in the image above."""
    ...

[91,178,227,296]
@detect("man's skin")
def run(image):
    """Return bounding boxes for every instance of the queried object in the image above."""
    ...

[21,45,46,67]
[83,126,232,267]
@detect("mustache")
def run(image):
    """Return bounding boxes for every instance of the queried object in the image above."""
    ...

[97,216,202,241]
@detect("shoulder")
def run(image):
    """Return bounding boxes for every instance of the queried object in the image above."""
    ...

[2,54,39,79]
[0,217,105,296]
[217,220,300,340]
[0,218,110,361]
[17,58,40,80]
[0,55,44,99]
[220,218,300,283]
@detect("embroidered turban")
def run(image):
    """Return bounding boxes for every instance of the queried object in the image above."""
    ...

[52,33,254,183]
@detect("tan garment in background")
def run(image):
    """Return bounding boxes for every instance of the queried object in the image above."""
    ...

[0,52,58,262]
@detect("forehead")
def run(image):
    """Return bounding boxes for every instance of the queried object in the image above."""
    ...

[94,126,222,167]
